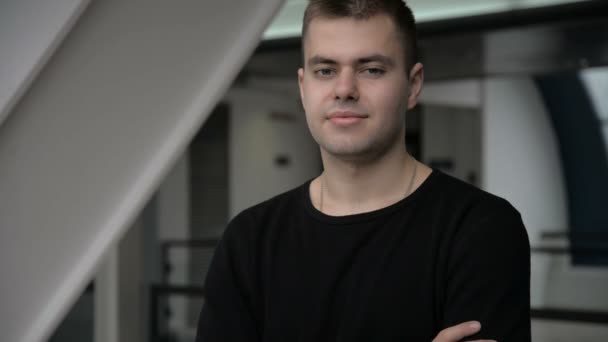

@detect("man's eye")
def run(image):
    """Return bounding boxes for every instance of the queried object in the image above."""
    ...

[365,68,385,76]
[315,69,334,77]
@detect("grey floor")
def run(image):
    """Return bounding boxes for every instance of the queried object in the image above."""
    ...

[533,319,608,341]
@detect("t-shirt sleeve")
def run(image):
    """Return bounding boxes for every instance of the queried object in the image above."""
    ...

[442,202,531,341]
[195,212,260,342]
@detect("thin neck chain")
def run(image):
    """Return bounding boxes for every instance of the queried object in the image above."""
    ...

[404,156,418,199]
[319,156,418,214]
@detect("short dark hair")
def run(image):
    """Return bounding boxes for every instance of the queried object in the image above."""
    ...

[301,0,419,72]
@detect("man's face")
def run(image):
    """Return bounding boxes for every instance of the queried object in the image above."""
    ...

[298,14,423,161]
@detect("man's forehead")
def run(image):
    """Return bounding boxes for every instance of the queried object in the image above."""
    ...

[302,15,404,64]
[305,14,398,42]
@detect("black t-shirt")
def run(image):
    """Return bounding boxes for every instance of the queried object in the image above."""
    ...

[195,170,531,341]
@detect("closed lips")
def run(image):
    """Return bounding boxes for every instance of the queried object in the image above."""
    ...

[327,111,368,119]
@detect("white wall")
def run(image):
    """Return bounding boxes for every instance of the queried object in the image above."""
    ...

[420,79,482,108]
[481,77,608,311]
[94,154,191,342]
[95,247,119,342]
[544,255,608,311]
[420,78,483,184]
[226,84,321,218]
[158,154,190,243]
[581,66,608,146]
[482,77,568,307]
[422,106,481,185]
[157,154,191,333]
[482,77,568,244]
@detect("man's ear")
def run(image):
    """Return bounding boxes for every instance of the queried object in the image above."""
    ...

[298,67,305,103]
[407,63,424,110]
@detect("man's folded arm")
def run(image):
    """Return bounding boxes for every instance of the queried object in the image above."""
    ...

[441,204,531,342]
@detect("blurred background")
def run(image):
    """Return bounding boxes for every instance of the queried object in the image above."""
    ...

[1,0,607,341]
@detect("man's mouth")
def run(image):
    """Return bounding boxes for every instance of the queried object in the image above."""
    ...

[327,111,368,126]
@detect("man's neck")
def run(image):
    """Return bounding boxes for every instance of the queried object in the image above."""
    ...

[313,143,425,216]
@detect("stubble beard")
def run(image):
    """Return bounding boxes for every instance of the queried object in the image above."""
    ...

[312,118,406,164]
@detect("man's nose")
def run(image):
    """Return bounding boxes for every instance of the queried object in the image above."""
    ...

[333,69,359,101]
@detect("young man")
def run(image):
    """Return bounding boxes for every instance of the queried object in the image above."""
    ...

[196,0,531,341]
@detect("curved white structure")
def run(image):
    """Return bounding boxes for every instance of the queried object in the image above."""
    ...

[0,1,283,341]
[0,0,90,127]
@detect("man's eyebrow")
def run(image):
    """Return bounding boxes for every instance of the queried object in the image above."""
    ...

[307,55,337,67]
[306,54,395,68]
[358,54,394,66]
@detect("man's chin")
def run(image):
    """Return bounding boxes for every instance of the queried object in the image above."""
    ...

[320,143,378,161]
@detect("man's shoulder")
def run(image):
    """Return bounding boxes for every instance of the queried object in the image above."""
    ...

[430,171,529,263]
[431,170,519,218]
[432,171,527,246]
[243,181,309,218]
[223,181,309,239]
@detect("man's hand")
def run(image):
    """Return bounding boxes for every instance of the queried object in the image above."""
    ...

[432,321,496,342]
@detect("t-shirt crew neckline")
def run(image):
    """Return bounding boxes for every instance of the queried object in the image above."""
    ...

[302,169,438,225]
